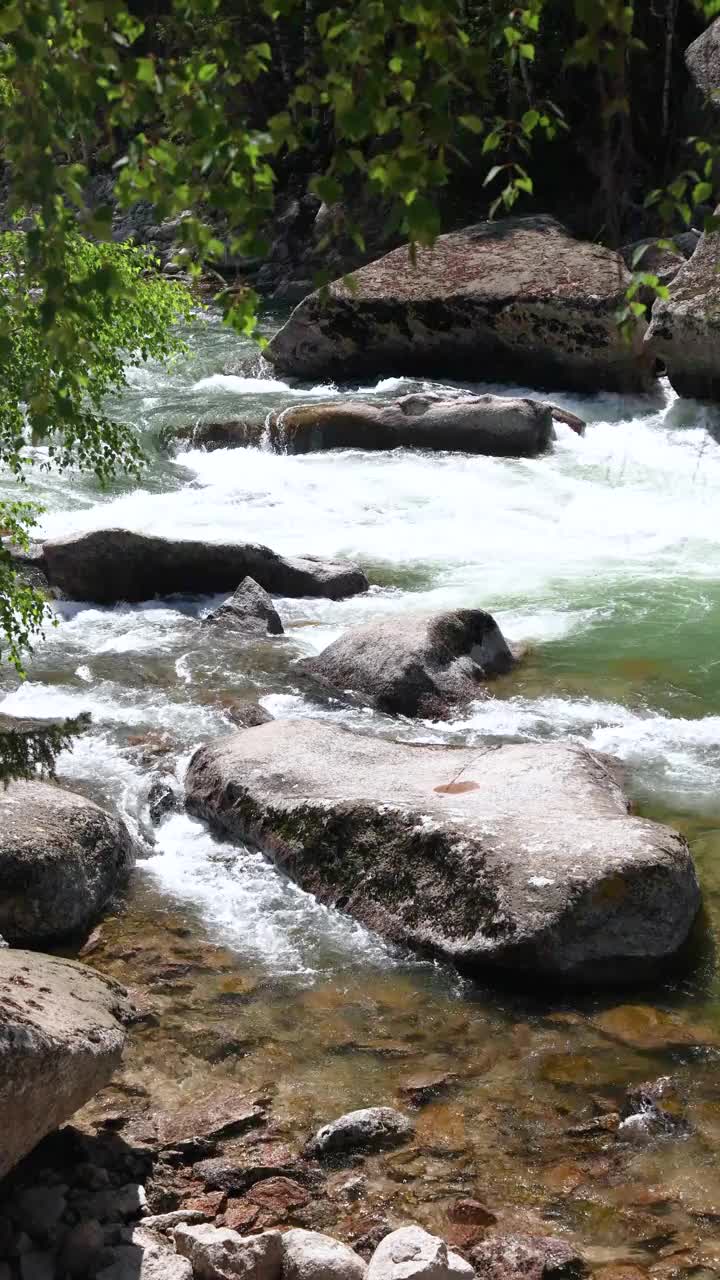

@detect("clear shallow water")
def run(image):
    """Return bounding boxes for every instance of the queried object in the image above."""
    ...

[7,312,720,1258]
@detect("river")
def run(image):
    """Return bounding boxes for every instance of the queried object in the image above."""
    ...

[3,309,720,1265]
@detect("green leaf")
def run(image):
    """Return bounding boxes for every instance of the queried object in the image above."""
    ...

[459,114,485,134]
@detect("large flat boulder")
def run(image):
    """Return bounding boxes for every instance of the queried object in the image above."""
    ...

[265,216,653,392]
[268,394,554,458]
[298,610,516,718]
[41,530,368,604]
[185,720,701,986]
[0,780,134,945]
[645,221,720,399]
[0,949,131,1181]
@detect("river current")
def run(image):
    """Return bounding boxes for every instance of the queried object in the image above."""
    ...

[5,311,720,1263]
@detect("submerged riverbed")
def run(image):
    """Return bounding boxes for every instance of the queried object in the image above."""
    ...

[5,311,720,1265]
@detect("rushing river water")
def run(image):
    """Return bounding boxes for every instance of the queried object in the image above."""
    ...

[5,311,720,1265]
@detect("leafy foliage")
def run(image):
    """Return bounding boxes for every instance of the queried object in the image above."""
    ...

[0,231,192,670]
[0,0,718,690]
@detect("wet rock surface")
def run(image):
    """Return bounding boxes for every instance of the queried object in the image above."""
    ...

[470,1234,587,1280]
[267,394,554,459]
[41,529,369,603]
[0,951,131,1181]
[0,781,134,945]
[306,1109,415,1160]
[203,577,284,636]
[266,216,653,392]
[185,719,700,984]
[297,609,516,718]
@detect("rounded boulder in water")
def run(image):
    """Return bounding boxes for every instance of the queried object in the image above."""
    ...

[0,780,134,945]
[298,608,517,719]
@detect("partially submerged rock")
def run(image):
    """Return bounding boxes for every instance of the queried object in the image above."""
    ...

[306,1107,414,1159]
[470,1233,587,1280]
[0,780,134,944]
[268,394,554,458]
[42,529,368,603]
[203,576,284,636]
[185,719,701,985]
[368,1226,473,1280]
[283,1228,367,1280]
[190,419,264,451]
[266,216,653,392]
[645,220,720,400]
[298,609,516,718]
[0,949,131,1181]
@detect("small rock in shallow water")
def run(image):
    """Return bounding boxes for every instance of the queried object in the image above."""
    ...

[246,1177,310,1213]
[306,1107,415,1160]
[204,576,284,636]
[368,1226,473,1280]
[447,1199,497,1227]
[283,1227,367,1280]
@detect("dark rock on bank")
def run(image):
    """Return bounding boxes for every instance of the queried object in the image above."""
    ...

[266,216,653,392]
[203,576,284,635]
[268,393,554,458]
[298,609,516,718]
[0,949,131,1181]
[42,529,368,603]
[645,218,720,400]
[306,1108,414,1160]
[0,780,134,944]
[185,719,701,985]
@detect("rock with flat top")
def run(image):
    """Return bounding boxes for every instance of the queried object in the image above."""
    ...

[185,719,700,986]
[368,1227,473,1280]
[306,1108,414,1159]
[173,1223,283,1280]
[282,1228,367,1280]
[267,394,553,458]
[42,529,368,604]
[298,609,516,718]
[97,1225,192,1280]
[0,949,130,1181]
[0,779,134,945]
[266,216,652,392]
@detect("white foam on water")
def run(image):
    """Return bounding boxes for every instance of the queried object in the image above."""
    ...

[141,812,397,976]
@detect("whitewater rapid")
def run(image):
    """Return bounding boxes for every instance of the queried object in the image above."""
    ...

[3,314,720,976]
